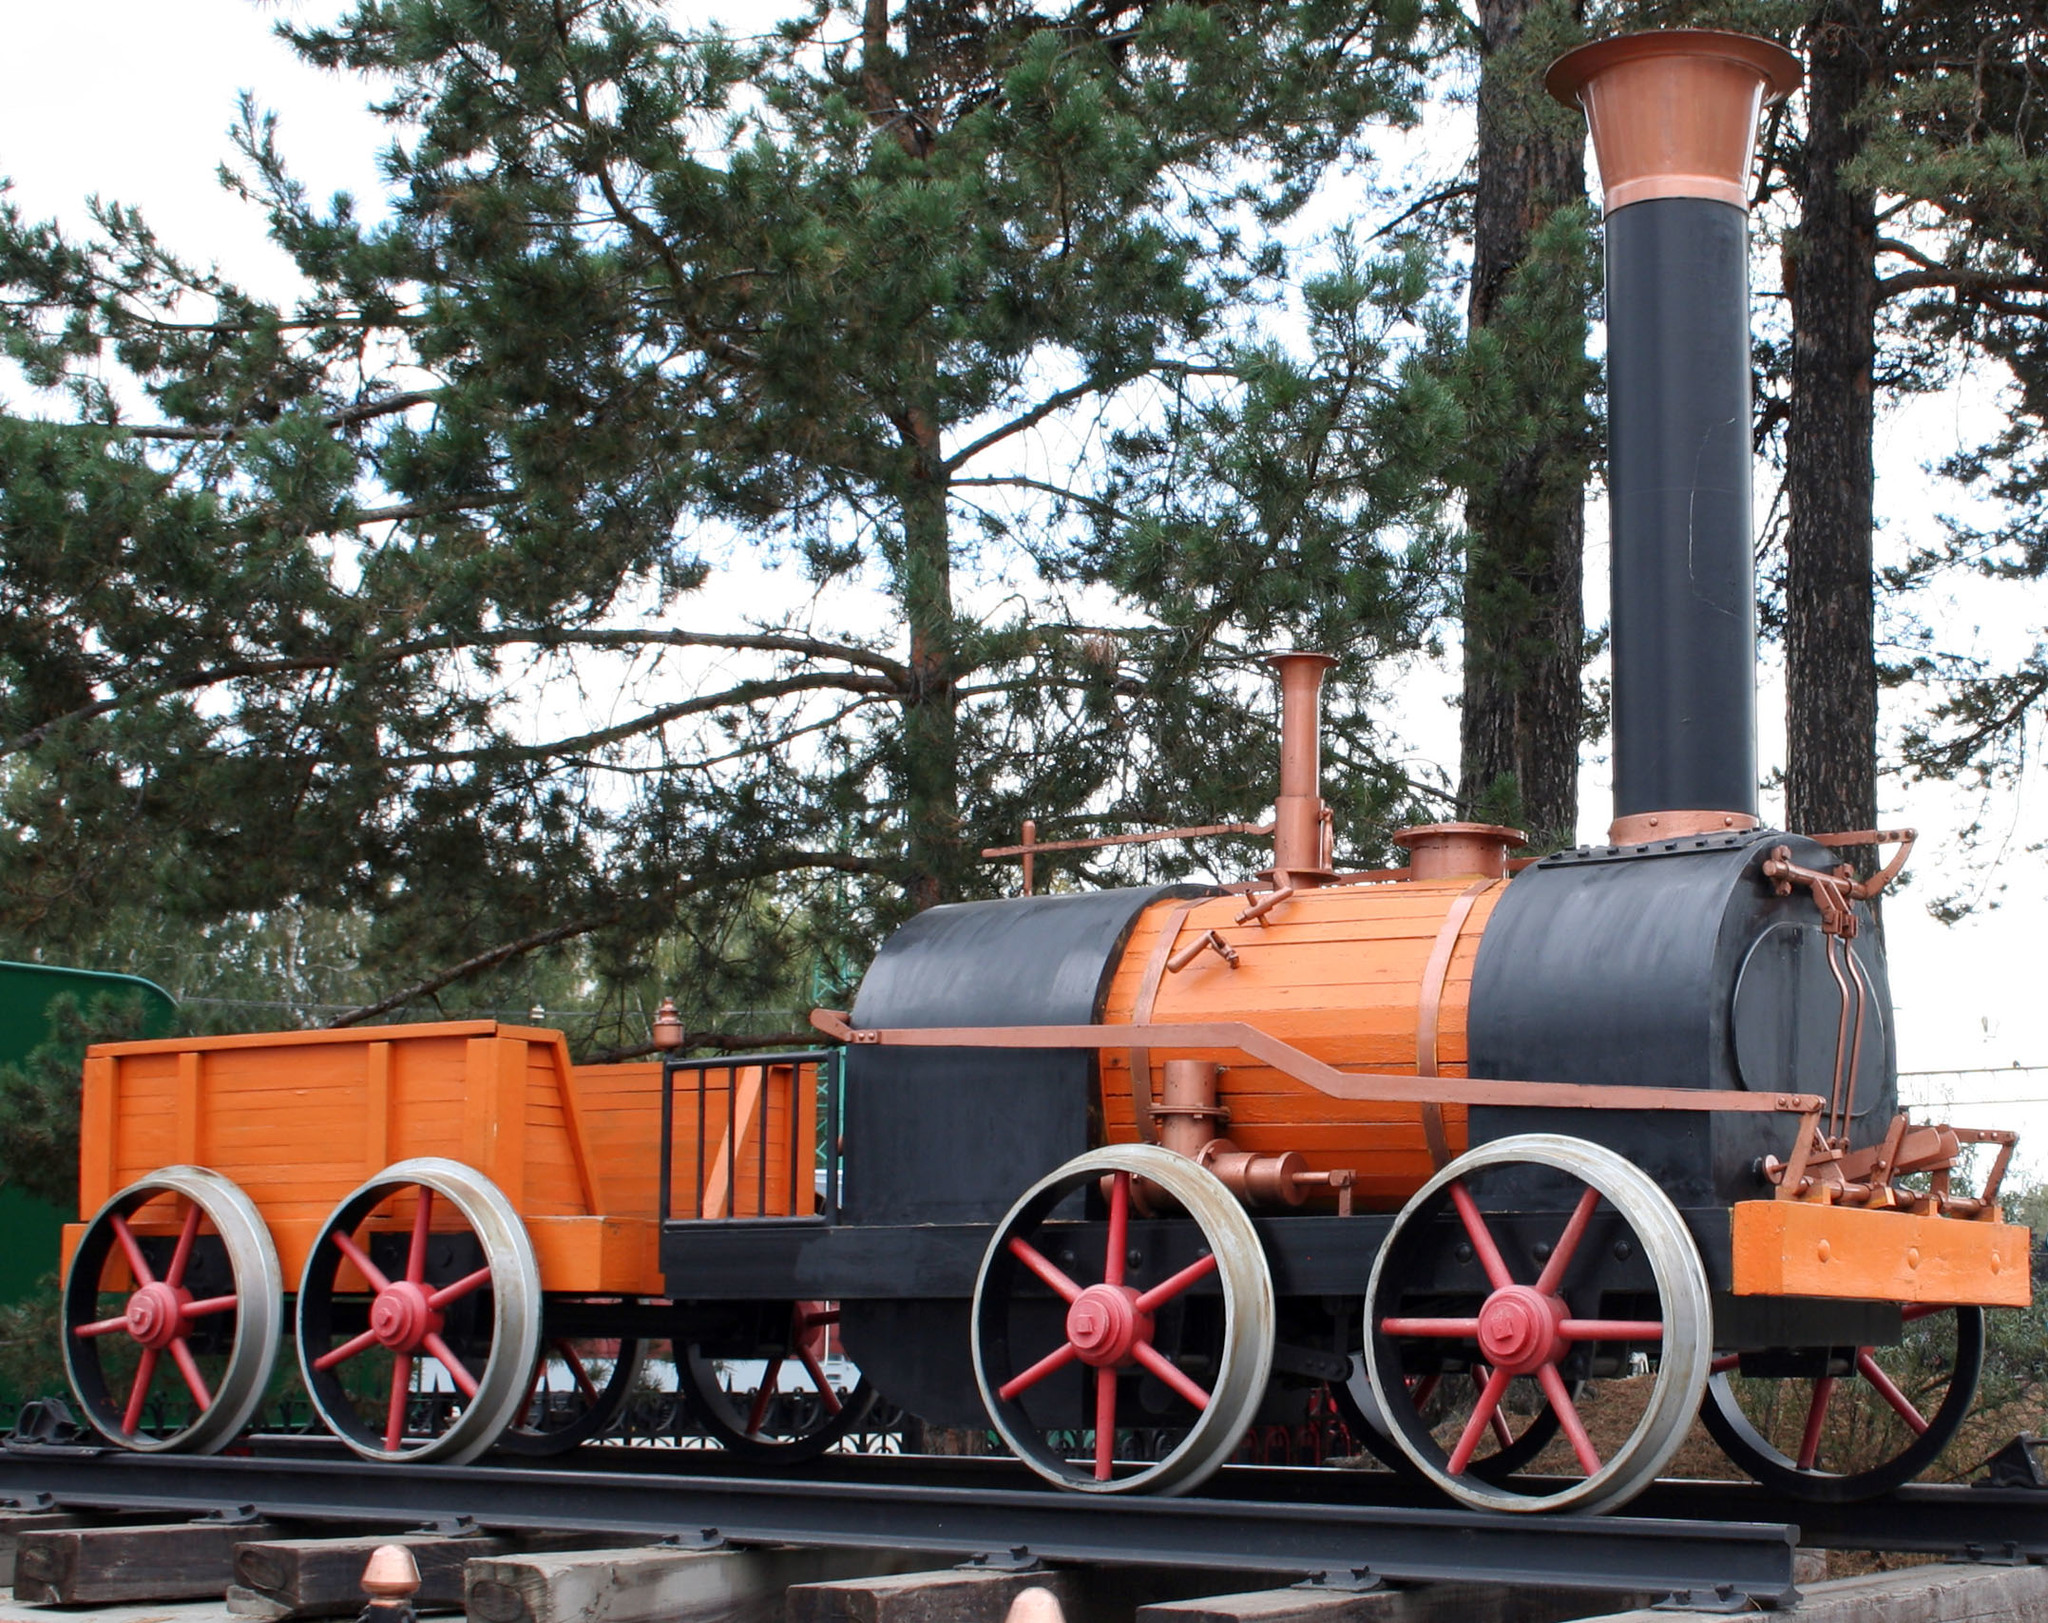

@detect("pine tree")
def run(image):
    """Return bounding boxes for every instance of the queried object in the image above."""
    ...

[1454,0,1599,850]
[0,0,1460,1025]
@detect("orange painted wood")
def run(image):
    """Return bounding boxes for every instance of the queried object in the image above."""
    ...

[1098,881,1506,1211]
[78,1021,673,1295]
[1732,1200,2030,1307]
[174,1052,202,1164]
[364,1042,391,1173]
[79,1055,117,1215]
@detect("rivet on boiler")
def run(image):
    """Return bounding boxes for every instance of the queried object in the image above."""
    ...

[1816,1239,1831,1262]
[1906,1247,1920,1269]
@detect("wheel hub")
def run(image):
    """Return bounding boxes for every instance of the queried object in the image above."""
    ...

[1475,1283,1568,1375]
[1065,1283,1153,1367]
[369,1281,441,1352]
[124,1282,189,1349]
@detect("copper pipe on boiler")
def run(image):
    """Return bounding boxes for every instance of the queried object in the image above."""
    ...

[1266,652,1338,888]
[1148,1058,1356,1214]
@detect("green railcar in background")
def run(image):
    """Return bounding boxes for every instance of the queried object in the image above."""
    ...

[0,961,175,1307]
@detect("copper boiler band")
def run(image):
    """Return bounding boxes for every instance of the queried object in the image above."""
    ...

[1128,896,1213,1141]
[1607,808,1762,845]
[1414,876,1499,1168]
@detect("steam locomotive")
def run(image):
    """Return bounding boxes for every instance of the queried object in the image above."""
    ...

[56,28,2027,1516]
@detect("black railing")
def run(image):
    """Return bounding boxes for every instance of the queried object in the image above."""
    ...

[659,1049,840,1224]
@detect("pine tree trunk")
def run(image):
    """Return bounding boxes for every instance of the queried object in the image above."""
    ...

[1785,5,1880,850]
[900,421,961,914]
[864,1,960,916]
[1457,0,1588,848]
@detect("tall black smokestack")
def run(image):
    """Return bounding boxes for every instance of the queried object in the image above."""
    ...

[1546,32,1800,840]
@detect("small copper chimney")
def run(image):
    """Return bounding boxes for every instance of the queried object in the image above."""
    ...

[1547,31,1798,846]
[1266,652,1337,888]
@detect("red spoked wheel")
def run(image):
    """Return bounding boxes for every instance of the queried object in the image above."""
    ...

[973,1144,1275,1495]
[1364,1133,1710,1514]
[681,1301,878,1463]
[1701,1305,1984,1501]
[296,1157,541,1464]
[497,1335,648,1457]
[62,1166,282,1453]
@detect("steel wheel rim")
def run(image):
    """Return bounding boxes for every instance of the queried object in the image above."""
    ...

[972,1143,1275,1496]
[496,1335,647,1457]
[1365,1132,1711,1514]
[63,1165,281,1454]
[681,1300,878,1462]
[296,1157,541,1464]
[1702,1306,1983,1501]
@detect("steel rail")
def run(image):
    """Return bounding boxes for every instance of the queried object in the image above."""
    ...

[0,1443,1799,1605]
[70,1432,2048,1559]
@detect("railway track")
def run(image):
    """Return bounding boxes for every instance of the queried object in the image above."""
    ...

[6,1438,2047,1610]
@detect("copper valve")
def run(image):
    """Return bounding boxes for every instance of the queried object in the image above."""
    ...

[651,997,685,1050]
[1166,929,1238,973]
[1147,1059,1356,1215]
[1234,887,1296,926]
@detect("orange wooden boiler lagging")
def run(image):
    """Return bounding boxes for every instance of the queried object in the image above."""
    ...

[1095,877,1507,1212]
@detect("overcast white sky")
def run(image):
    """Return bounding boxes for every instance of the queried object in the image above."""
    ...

[4,1,2045,1165]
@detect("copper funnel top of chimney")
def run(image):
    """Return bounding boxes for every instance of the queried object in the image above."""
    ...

[1266,652,1337,888]
[1547,30,1800,215]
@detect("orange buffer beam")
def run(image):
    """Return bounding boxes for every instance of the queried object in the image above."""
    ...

[1732,1200,2032,1308]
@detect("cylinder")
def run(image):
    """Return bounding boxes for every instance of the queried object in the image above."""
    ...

[1547,31,1800,826]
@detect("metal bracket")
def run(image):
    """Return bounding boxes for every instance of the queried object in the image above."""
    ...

[657,1529,727,1551]
[1292,1569,1381,1593]
[1977,1436,2048,1491]
[414,1514,482,1537]
[195,1503,264,1526]
[1271,1342,1352,1383]
[10,1398,83,1447]
[1653,1586,1750,1613]
[0,1490,55,1511]
[1960,1541,2030,1567]
[957,1547,1043,1573]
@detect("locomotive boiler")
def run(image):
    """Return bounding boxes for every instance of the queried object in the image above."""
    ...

[55,29,2028,1516]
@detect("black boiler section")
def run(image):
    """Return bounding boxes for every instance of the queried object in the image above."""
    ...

[1466,831,1895,1219]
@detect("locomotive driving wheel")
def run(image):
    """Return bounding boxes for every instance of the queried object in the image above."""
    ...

[973,1144,1275,1495]
[680,1301,879,1462]
[1365,1133,1711,1514]
[63,1166,282,1453]
[1701,1305,1984,1501]
[297,1158,541,1465]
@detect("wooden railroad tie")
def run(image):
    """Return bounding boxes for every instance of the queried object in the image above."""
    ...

[787,1567,1078,1623]
[12,1516,281,1605]
[230,1531,516,1619]
[463,1544,936,1623]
